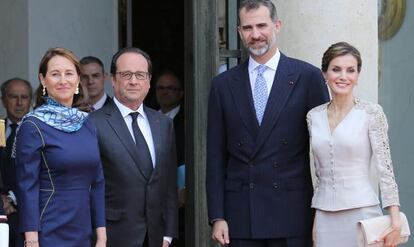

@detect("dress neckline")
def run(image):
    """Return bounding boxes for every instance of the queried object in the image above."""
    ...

[325,98,359,135]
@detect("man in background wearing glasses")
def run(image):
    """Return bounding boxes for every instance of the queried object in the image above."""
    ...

[155,71,185,247]
[90,47,178,247]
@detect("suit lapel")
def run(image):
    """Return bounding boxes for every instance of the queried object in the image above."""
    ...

[103,94,112,106]
[252,54,298,157]
[104,102,151,180]
[229,61,260,138]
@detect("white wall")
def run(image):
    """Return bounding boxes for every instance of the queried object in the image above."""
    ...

[0,0,29,116]
[0,0,118,117]
[27,0,118,97]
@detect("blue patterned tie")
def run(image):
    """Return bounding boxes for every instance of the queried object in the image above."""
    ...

[253,65,268,125]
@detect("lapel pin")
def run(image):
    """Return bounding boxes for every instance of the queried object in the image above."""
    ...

[289,81,294,85]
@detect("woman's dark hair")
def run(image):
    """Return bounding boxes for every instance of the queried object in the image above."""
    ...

[321,42,362,73]
[35,47,90,111]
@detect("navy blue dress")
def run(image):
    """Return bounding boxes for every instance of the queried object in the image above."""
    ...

[15,116,105,247]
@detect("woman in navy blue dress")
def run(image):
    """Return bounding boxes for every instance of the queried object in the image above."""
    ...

[15,48,106,247]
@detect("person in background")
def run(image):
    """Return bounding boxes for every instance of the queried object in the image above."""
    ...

[0,169,5,216]
[15,47,106,247]
[0,142,5,245]
[206,0,329,246]
[307,41,402,247]
[90,47,178,247]
[0,78,32,247]
[80,56,112,111]
[155,70,185,247]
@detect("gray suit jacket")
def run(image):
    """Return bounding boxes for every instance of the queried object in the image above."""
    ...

[90,100,178,247]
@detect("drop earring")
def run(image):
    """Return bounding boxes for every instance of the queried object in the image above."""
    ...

[42,85,46,96]
[75,85,79,95]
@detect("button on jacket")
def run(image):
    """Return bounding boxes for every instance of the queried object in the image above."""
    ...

[307,99,400,211]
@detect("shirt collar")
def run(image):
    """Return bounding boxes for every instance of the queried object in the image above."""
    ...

[159,105,180,119]
[113,97,147,120]
[248,48,281,73]
[93,94,107,110]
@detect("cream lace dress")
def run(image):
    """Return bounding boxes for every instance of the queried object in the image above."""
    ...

[306,99,400,247]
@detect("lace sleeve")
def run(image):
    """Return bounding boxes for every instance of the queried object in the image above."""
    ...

[306,112,312,138]
[368,104,400,208]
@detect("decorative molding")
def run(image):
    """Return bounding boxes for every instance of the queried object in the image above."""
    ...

[378,0,406,40]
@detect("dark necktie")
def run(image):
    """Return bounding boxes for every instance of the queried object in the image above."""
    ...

[129,112,153,178]
[5,123,18,159]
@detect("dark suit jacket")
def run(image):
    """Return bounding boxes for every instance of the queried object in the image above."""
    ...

[0,130,6,215]
[0,167,3,215]
[103,94,112,106]
[0,146,4,194]
[0,119,17,195]
[90,101,178,247]
[206,53,329,239]
[173,106,185,166]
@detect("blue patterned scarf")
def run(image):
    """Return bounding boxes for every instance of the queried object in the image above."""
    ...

[25,97,88,132]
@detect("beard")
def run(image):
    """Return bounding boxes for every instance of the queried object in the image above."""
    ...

[245,31,277,57]
[248,45,269,56]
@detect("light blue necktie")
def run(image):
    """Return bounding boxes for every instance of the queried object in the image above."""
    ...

[253,65,268,125]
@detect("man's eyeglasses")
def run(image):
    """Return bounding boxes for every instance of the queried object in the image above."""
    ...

[156,86,180,92]
[115,71,150,81]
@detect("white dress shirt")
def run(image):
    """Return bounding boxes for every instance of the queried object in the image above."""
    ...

[248,49,281,97]
[159,105,180,119]
[93,94,108,111]
[5,118,15,138]
[113,97,156,167]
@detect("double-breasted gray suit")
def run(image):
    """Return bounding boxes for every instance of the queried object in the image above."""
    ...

[90,100,178,247]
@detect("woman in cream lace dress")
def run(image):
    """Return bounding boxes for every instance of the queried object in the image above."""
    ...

[307,42,402,247]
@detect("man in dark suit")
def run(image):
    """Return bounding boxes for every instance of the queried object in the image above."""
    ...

[155,71,184,166]
[155,71,185,247]
[80,56,112,111]
[0,169,4,216]
[206,1,329,246]
[0,78,32,247]
[90,47,178,247]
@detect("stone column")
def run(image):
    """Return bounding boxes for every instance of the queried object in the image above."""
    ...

[185,0,218,246]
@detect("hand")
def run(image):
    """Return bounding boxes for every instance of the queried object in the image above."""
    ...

[377,226,402,247]
[95,227,107,247]
[24,241,39,247]
[312,215,317,247]
[3,200,17,215]
[211,220,230,246]
[379,206,402,247]
[95,239,106,247]
[162,239,170,247]
[24,232,39,247]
